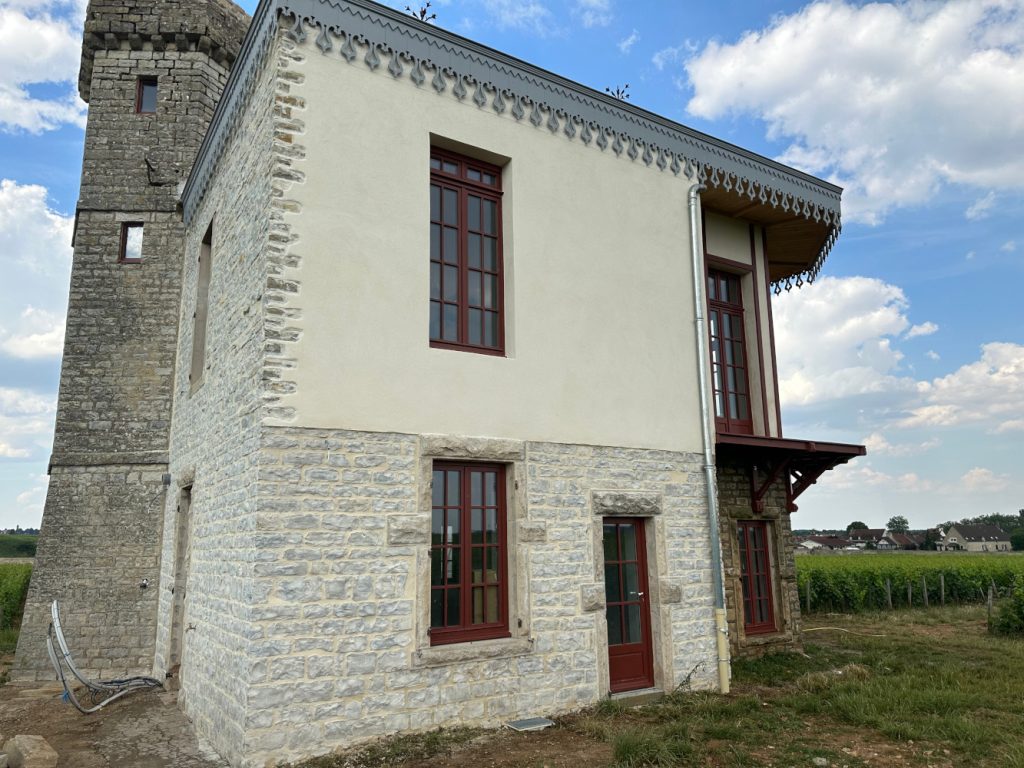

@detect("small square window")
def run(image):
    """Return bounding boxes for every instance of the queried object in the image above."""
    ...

[119,223,143,263]
[136,77,157,113]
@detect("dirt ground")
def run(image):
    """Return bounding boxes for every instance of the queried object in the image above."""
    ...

[0,682,224,768]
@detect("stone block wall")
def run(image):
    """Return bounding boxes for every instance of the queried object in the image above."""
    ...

[155,30,283,766]
[14,0,249,680]
[233,427,717,766]
[716,462,801,658]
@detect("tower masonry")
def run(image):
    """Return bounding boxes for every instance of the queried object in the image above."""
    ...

[14,0,249,680]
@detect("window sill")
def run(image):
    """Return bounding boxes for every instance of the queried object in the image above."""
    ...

[430,340,506,357]
[740,628,793,647]
[412,636,533,668]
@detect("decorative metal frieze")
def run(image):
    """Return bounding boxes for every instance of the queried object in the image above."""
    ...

[183,0,843,288]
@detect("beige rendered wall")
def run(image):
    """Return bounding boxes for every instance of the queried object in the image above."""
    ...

[271,38,703,453]
[703,211,781,437]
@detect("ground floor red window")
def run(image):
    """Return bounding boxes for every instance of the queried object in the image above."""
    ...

[737,520,776,633]
[430,462,509,645]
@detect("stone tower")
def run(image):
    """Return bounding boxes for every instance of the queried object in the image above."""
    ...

[14,0,249,679]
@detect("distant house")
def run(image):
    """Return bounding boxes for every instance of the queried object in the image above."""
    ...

[938,525,1010,552]
[889,532,923,550]
[848,528,886,548]
[799,535,851,551]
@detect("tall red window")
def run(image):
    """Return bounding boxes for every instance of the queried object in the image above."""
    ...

[737,520,775,634]
[430,463,509,645]
[429,149,504,355]
[708,270,753,434]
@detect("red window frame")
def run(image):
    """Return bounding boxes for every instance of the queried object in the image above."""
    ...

[118,222,144,263]
[429,148,505,356]
[708,269,753,435]
[136,76,157,114]
[430,462,510,645]
[737,520,776,634]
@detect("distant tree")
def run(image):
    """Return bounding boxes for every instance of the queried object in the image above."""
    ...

[886,515,910,533]
[922,529,940,551]
[847,521,869,533]
[944,513,1021,532]
[1011,529,1024,552]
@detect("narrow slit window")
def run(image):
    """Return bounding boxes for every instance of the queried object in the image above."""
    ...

[119,223,143,263]
[189,224,213,391]
[136,77,157,113]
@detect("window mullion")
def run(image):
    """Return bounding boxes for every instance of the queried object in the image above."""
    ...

[461,467,471,628]
[459,188,469,346]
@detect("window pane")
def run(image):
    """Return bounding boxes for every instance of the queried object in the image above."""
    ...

[468,168,481,182]
[604,564,621,602]
[606,606,623,645]
[443,227,458,264]
[432,471,444,506]
[737,395,750,420]
[468,195,480,231]
[443,265,458,302]
[443,188,458,225]
[485,472,497,506]
[447,547,460,581]
[138,80,157,113]
[714,391,725,418]
[707,275,717,300]
[445,470,460,505]
[472,547,483,584]
[430,224,440,260]
[484,237,498,271]
[468,309,482,345]
[471,472,483,505]
[621,524,637,560]
[431,590,444,627]
[430,157,441,170]
[603,524,619,561]
[468,233,481,269]
[122,224,143,261]
[729,393,739,419]
[484,311,499,347]
[430,263,440,300]
[431,548,443,585]
[484,274,497,310]
[486,546,498,580]
[486,586,499,623]
[472,587,484,623]
[732,341,745,367]
[625,604,642,643]
[430,302,440,340]
[443,160,458,174]
[471,508,483,541]
[431,510,443,546]
[468,271,482,307]
[483,172,496,186]
[430,185,440,220]
[486,509,497,544]
[446,587,460,625]
[443,304,458,341]
[483,200,497,235]
[624,563,639,599]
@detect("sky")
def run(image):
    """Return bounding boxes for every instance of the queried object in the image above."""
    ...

[0,0,1021,533]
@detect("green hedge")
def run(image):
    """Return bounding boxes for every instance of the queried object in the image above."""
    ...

[796,554,1024,613]
[0,563,32,631]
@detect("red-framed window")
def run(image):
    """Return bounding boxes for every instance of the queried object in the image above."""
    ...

[430,462,510,645]
[136,77,157,113]
[708,270,753,435]
[119,222,144,263]
[737,520,775,634]
[429,149,504,355]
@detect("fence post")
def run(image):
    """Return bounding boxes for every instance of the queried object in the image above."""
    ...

[987,585,994,627]
[922,575,929,608]
[940,573,945,606]
[885,579,893,610]
[907,580,913,607]
[805,575,811,614]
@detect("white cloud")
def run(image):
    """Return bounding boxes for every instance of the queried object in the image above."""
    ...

[617,28,639,54]
[11,474,48,528]
[965,191,997,221]
[960,467,1009,492]
[926,350,941,361]
[0,179,74,276]
[863,432,940,457]
[994,419,1024,433]
[818,463,933,493]
[897,342,1024,430]
[480,0,555,34]
[906,321,939,339]
[652,44,688,71]
[0,5,87,133]
[0,387,56,461]
[1002,240,1017,252]
[573,0,611,28]
[684,1,1024,224]
[0,306,65,359]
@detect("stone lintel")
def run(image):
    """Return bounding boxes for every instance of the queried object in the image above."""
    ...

[592,490,662,517]
[419,434,525,462]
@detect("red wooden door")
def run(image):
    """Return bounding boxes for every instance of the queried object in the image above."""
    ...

[604,518,654,693]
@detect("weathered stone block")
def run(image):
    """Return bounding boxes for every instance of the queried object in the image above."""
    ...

[3,735,58,768]
[387,515,428,545]
[581,584,605,612]
[518,521,547,543]
[592,490,662,517]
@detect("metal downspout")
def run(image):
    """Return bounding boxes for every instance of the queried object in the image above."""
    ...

[688,183,731,693]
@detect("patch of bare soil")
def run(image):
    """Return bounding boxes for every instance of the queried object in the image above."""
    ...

[403,726,613,768]
[0,683,223,768]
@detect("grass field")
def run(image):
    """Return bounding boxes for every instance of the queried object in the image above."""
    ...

[796,552,1024,613]
[294,604,1024,768]
[0,563,32,642]
[0,533,37,558]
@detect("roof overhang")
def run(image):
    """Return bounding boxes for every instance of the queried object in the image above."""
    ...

[716,434,866,514]
[182,0,843,291]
